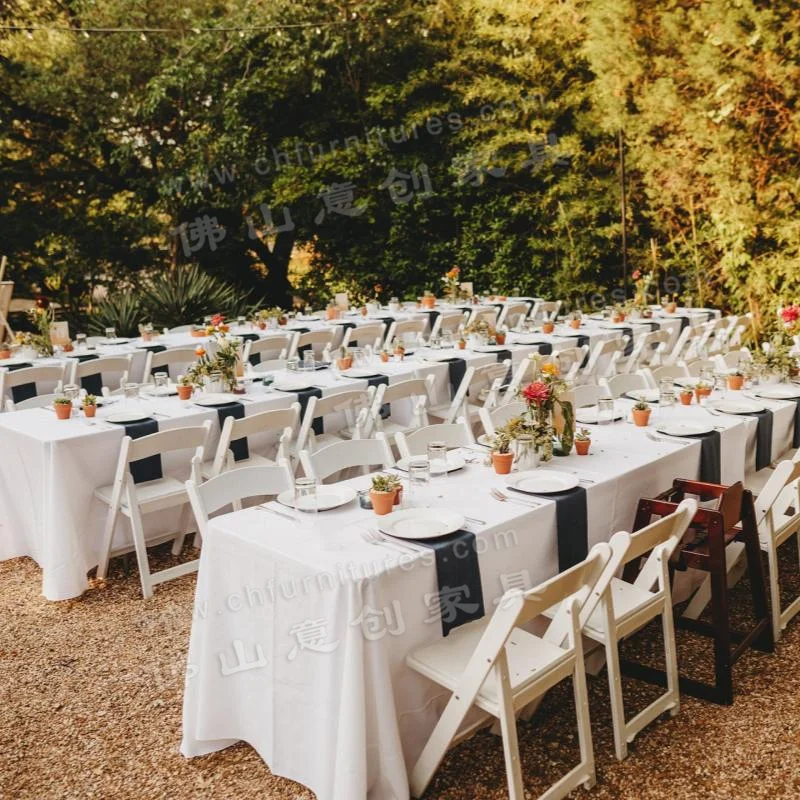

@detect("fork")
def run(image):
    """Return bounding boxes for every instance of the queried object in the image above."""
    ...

[361,529,416,556]
[490,488,542,508]
[645,431,690,445]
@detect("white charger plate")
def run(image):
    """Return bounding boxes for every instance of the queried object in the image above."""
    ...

[193,392,238,406]
[422,351,463,362]
[755,385,800,400]
[575,405,624,424]
[103,338,130,346]
[710,398,765,414]
[277,485,356,511]
[625,389,660,403]
[273,378,316,392]
[512,335,548,345]
[341,368,383,379]
[472,344,510,352]
[395,454,466,473]
[106,409,153,423]
[656,421,713,437]
[379,508,464,540]
[506,469,579,494]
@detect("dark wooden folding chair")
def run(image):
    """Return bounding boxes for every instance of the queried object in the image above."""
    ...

[620,478,774,704]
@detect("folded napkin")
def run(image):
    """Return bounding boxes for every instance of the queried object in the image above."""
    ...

[215,402,249,462]
[3,362,33,371]
[77,354,104,395]
[138,344,167,354]
[495,349,514,385]
[695,430,721,484]
[676,316,690,331]
[438,357,467,400]
[534,342,553,356]
[792,399,800,449]
[523,486,588,572]
[412,529,485,636]
[746,409,773,471]
[276,386,323,434]
[8,363,36,404]
[420,309,440,332]
[108,418,163,484]
[69,353,101,363]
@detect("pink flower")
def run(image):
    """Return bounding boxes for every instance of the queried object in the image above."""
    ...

[522,381,551,407]
[781,305,799,324]
[211,313,225,327]
[631,270,641,281]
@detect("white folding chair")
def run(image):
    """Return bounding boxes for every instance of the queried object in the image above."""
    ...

[242,333,292,366]
[464,307,499,330]
[529,300,562,323]
[430,311,467,339]
[406,543,613,800]
[386,317,428,347]
[143,346,198,381]
[4,391,62,412]
[250,358,289,374]
[70,354,132,393]
[342,322,385,350]
[427,361,511,424]
[395,419,474,459]
[642,363,691,389]
[0,363,66,409]
[203,404,301,479]
[581,338,626,384]
[296,388,376,453]
[299,433,394,482]
[555,346,588,382]
[371,375,435,441]
[496,302,528,330]
[573,384,610,409]
[602,373,649,399]
[289,329,336,358]
[186,458,295,540]
[94,421,211,599]
[478,401,527,438]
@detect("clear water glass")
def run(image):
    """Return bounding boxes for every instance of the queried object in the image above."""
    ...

[658,378,675,395]
[236,316,246,328]
[294,477,318,515]
[75,333,87,350]
[122,382,139,403]
[658,390,676,422]
[408,458,431,507]
[303,352,316,372]
[104,327,116,341]
[597,397,615,425]
[63,384,80,405]
[427,441,449,499]
[287,356,300,372]
[514,434,540,471]
[153,372,169,392]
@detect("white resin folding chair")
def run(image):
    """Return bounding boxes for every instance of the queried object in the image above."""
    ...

[573,383,610,409]
[581,338,626,384]
[395,419,474,459]
[289,329,336,358]
[296,387,376,453]
[4,391,62,412]
[186,459,295,540]
[167,324,194,334]
[250,358,289,374]
[70,354,132,393]
[503,354,542,404]
[656,320,682,361]
[642,363,691,389]
[427,360,511,424]
[478,400,527,438]
[94,421,212,599]
[602,372,649,399]
[464,306,499,330]
[406,543,613,800]
[529,300,562,323]
[370,375,435,442]
[617,330,667,374]
[496,302,528,330]
[341,322,385,350]
[684,358,717,377]
[555,346,588,382]
[661,324,698,366]
[429,311,467,339]
[203,404,301,479]
[386,317,428,347]
[143,346,198,381]
[545,500,697,761]
[299,433,394,482]
[713,350,746,373]
[0,363,66,409]
[242,333,292,366]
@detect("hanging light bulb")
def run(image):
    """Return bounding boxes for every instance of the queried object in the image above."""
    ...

[140,32,148,42]
[82,30,90,39]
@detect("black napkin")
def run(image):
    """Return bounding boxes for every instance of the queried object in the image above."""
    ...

[677,316,690,331]
[69,353,101,363]
[240,333,260,343]
[4,362,33,371]
[7,362,36,404]
[534,342,553,356]
[495,349,514,385]
[696,430,722,484]
[138,344,167,354]
[374,316,396,340]
[746,409,773,471]
[620,326,634,356]
[792,399,800,449]
[336,320,359,347]
[413,529,485,636]
[523,486,589,572]
[421,309,440,333]
[215,402,250,462]
[439,357,467,400]
[276,386,323,435]
[109,418,163,484]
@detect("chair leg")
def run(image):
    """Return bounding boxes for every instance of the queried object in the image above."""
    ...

[708,536,734,704]
[128,501,154,599]
[96,497,121,580]
[661,600,681,718]
[604,632,627,761]
[766,543,782,642]
[572,655,596,790]
[171,503,192,556]
[496,655,525,800]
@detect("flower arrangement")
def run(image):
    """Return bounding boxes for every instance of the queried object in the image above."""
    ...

[15,307,55,356]
[631,269,654,311]
[187,334,242,391]
[369,473,398,515]
[204,313,230,336]
[464,318,495,337]
[442,267,460,301]
[753,337,797,380]
[516,360,574,460]
[780,305,800,328]
[253,307,286,328]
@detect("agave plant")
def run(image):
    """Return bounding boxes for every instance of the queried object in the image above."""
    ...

[89,293,144,338]
[138,264,253,329]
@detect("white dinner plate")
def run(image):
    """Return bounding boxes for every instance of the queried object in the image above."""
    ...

[422,351,462,362]
[472,344,510,353]
[710,398,765,414]
[575,405,624,424]
[193,392,238,406]
[296,315,321,322]
[755,385,800,400]
[103,338,130,346]
[276,485,356,512]
[341,368,383,379]
[273,378,316,392]
[143,385,178,397]
[505,469,579,494]
[625,389,660,403]
[379,508,464,540]
[655,421,713,437]
[106,409,153,423]
[512,335,549,345]
[395,454,466,473]
[673,377,700,389]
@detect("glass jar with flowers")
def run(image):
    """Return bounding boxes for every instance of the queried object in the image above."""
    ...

[517,359,575,459]
[442,267,461,302]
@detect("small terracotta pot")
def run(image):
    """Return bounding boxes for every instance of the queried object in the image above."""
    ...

[55,402,72,420]
[370,490,395,516]
[665,302,677,314]
[177,385,193,400]
[695,387,712,402]
[727,375,744,391]
[495,332,506,345]
[632,408,651,427]
[497,295,507,302]
[394,348,405,359]
[570,319,582,329]
[337,357,353,370]
[191,329,206,338]
[257,321,267,330]
[0,349,10,360]
[457,341,466,350]
[83,404,97,418]
[63,342,74,352]
[421,296,436,309]
[575,439,590,455]
[326,308,339,321]
[612,314,625,324]
[679,392,693,406]
[380,352,390,363]
[278,317,288,326]
[360,307,368,316]
[491,452,514,474]
[542,322,555,334]
[393,487,403,506]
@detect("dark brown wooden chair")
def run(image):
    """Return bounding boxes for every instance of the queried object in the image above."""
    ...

[620,479,773,704]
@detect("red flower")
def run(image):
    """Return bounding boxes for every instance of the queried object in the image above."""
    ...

[781,305,799,324]
[631,270,641,281]
[211,313,225,326]
[522,381,551,407]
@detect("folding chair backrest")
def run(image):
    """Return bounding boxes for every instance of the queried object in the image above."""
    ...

[145,346,200,380]
[243,334,292,363]
[297,388,374,450]
[584,338,624,381]
[395,420,474,458]
[497,302,528,329]
[125,422,210,464]
[343,323,385,349]
[573,384,608,408]
[389,318,427,344]
[4,392,61,412]
[627,498,698,567]
[431,311,466,337]
[299,433,394,482]
[604,372,648,399]
[71,355,132,388]
[648,363,690,387]
[292,330,335,357]
[0,363,66,404]
[478,400,527,437]
[754,459,800,528]
[556,347,587,382]
[375,375,434,406]
[466,307,498,328]
[251,358,288,373]
[530,300,561,322]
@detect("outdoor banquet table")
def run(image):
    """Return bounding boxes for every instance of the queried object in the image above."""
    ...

[0,339,559,601]
[179,394,776,800]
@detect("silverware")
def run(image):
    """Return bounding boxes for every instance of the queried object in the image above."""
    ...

[256,503,296,521]
[644,431,691,445]
[463,514,487,526]
[490,488,542,508]
[360,529,415,555]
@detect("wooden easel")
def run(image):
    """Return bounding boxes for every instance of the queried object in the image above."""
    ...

[0,255,15,342]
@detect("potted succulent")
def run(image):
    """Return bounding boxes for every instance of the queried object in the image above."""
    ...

[326,301,339,321]
[177,375,194,400]
[457,336,466,350]
[694,380,712,402]
[489,429,515,474]
[337,346,353,370]
[369,473,397,516]
[421,291,436,310]
[665,298,678,314]
[360,305,369,317]
[54,396,73,420]
[611,305,626,324]
[727,370,745,391]
[631,400,652,427]
[385,473,404,506]
[82,394,98,418]
[495,329,507,345]
[542,319,555,334]
[393,339,406,360]
[679,388,693,406]
[575,427,592,455]
[379,348,390,363]
[0,341,11,360]
[569,311,582,330]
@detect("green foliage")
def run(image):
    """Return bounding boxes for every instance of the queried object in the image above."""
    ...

[89,294,144,338]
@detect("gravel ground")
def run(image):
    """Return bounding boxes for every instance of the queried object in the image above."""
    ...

[2,542,800,800]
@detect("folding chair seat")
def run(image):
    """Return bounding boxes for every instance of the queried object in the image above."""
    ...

[395,420,474,460]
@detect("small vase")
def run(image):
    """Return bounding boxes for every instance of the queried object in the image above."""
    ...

[370,490,395,515]
[55,402,72,420]
[0,350,10,360]
[694,388,711,402]
[727,375,744,391]
[575,439,590,455]
[679,392,693,406]
[570,319,581,329]
[393,487,403,506]
[422,296,436,309]
[83,404,97,418]
[542,322,555,334]
[665,302,677,314]
[177,385,193,400]
[337,357,353,370]
[495,332,506,345]
[380,353,390,363]
[457,341,466,350]
[632,409,651,427]
[491,452,514,475]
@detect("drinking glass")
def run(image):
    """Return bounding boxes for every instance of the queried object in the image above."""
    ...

[286,356,300,372]
[122,382,139,403]
[441,332,453,349]
[658,389,676,422]
[408,458,431,508]
[302,352,316,372]
[236,316,246,328]
[75,333,87,350]
[514,434,540,472]
[208,370,223,393]
[104,327,116,341]
[658,378,675,395]
[597,397,615,425]
[153,372,169,392]
[294,477,318,515]
[427,441,449,499]
[63,384,80,405]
